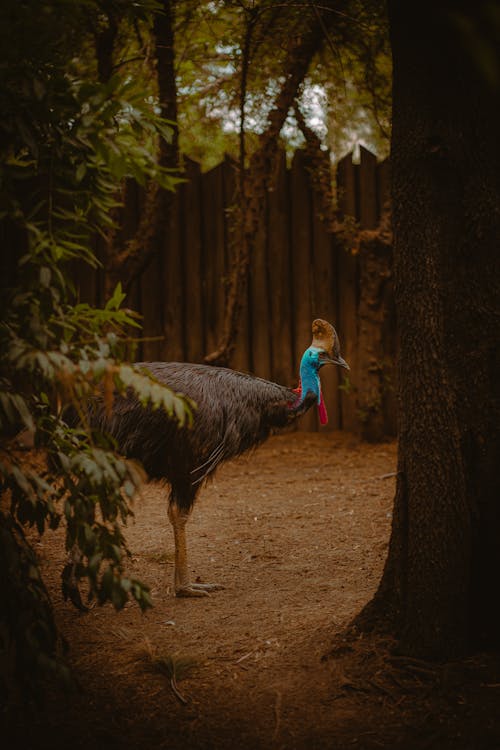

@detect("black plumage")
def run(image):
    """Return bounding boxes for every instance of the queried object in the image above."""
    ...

[90,362,312,509]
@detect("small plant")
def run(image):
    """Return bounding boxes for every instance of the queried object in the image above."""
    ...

[143,640,199,705]
[338,375,353,395]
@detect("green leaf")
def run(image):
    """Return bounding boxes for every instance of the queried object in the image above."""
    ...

[75,162,87,182]
[40,267,51,287]
[106,283,126,311]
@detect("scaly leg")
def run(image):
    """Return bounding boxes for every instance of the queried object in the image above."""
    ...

[168,502,224,597]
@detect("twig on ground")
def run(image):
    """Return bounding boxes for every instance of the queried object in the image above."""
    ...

[170,676,189,705]
[236,650,255,664]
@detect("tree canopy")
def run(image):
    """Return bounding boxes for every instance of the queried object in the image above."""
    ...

[173,0,391,166]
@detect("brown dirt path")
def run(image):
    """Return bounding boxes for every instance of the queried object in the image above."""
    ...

[4,432,500,749]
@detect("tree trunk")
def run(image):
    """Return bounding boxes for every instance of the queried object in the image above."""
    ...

[357,0,500,659]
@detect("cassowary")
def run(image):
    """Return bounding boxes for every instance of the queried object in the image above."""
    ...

[89,319,349,596]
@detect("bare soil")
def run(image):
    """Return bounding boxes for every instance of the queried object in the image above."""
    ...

[3,432,500,749]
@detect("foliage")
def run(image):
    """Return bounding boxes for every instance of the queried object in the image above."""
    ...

[315,3,392,161]
[0,0,189,702]
[172,0,391,167]
[56,1,390,170]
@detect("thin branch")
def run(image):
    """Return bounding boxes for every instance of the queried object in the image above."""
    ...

[111,55,148,72]
[309,0,347,96]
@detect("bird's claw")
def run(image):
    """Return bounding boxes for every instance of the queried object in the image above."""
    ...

[175,582,225,598]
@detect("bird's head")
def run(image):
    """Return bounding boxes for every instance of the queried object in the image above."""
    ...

[300,319,350,376]
[293,320,349,425]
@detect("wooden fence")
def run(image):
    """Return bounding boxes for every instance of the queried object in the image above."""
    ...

[77,146,395,435]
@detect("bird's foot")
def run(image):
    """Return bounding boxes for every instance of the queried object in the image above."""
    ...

[175,582,225,598]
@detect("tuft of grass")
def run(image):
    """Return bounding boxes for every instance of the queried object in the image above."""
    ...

[142,639,199,704]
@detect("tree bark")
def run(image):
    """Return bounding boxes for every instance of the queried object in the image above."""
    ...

[357,0,500,659]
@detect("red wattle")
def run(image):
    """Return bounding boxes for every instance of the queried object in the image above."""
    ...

[318,392,328,425]
[292,380,328,424]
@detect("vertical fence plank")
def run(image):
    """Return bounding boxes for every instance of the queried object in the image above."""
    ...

[311,186,341,431]
[290,150,316,431]
[337,151,357,217]
[335,152,359,433]
[117,180,142,355]
[249,192,272,380]
[359,146,379,229]
[267,149,294,388]
[130,178,164,361]
[226,158,251,374]
[377,158,391,217]
[140,250,164,361]
[161,190,185,361]
[202,161,226,359]
[181,158,204,362]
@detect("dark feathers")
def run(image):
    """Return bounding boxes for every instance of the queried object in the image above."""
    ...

[88,362,314,511]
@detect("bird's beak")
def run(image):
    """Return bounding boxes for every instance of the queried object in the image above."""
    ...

[321,354,350,370]
[333,355,350,370]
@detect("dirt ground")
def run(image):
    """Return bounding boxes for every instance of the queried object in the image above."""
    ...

[3,432,500,749]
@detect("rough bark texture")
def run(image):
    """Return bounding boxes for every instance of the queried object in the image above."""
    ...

[358,0,500,659]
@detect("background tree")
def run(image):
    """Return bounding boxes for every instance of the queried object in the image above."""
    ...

[358,0,500,659]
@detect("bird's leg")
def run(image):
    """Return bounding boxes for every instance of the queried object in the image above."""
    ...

[168,502,224,597]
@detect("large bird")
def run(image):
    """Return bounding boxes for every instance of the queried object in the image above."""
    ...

[89,319,349,596]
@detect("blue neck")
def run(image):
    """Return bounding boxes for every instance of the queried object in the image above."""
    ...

[298,348,321,403]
